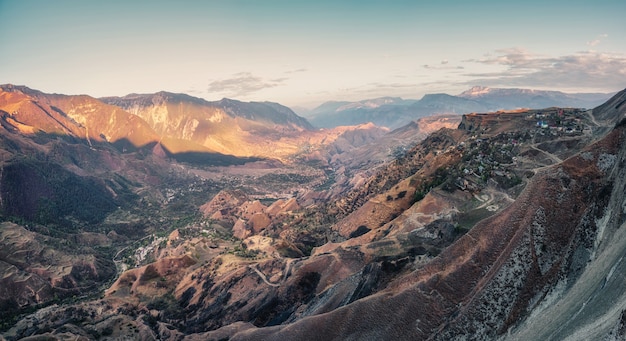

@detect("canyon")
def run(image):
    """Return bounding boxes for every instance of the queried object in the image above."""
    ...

[0,84,625,340]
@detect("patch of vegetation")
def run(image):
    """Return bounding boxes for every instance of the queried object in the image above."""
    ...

[228,243,261,259]
[413,167,451,203]
[170,212,202,229]
[457,208,494,230]
[349,225,371,239]
[314,170,336,191]
[0,299,36,332]
[253,173,318,191]
[496,173,523,189]
[145,292,185,321]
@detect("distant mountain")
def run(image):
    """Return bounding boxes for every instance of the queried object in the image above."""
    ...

[301,101,415,129]
[409,93,489,116]
[458,85,613,110]
[0,85,390,164]
[304,97,417,129]
[101,92,315,158]
[101,92,313,131]
[0,85,264,165]
[305,100,350,116]
[0,84,160,150]
[307,87,614,129]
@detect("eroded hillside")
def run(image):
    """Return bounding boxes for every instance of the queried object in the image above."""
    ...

[1,87,625,340]
[0,85,445,335]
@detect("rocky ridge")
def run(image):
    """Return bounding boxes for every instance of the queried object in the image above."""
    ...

[100,91,390,161]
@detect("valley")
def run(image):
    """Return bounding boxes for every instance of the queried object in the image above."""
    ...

[0,84,625,340]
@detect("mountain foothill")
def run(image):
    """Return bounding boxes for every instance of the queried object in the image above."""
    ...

[0,82,625,340]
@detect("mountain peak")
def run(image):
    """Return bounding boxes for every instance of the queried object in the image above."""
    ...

[0,84,45,97]
[458,86,492,97]
[336,97,405,111]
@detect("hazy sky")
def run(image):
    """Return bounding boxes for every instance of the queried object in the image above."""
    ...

[1,0,625,108]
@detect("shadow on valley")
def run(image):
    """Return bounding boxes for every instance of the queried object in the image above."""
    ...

[111,137,264,166]
[0,129,257,233]
[166,150,262,166]
[0,157,120,227]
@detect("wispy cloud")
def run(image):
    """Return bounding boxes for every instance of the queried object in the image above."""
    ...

[207,72,287,97]
[587,33,608,47]
[369,82,418,89]
[423,64,465,70]
[285,68,308,74]
[423,59,464,70]
[463,48,626,91]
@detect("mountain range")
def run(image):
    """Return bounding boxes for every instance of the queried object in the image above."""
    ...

[1,83,626,340]
[304,86,613,129]
[0,84,395,165]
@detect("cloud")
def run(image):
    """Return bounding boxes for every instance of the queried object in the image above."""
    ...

[467,48,537,69]
[587,39,601,47]
[285,68,308,74]
[423,64,464,70]
[463,48,626,91]
[587,33,608,47]
[369,82,418,89]
[207,72,287,97]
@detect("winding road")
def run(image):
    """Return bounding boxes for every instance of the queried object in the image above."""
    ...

[249,264,280,287]
[248,257,299,287]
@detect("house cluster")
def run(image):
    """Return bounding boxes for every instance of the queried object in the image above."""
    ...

[453,108,591,193]
[451,130,530,192]
[532,108,587,136]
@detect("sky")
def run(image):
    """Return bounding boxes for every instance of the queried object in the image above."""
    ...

[1,0,625,109]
